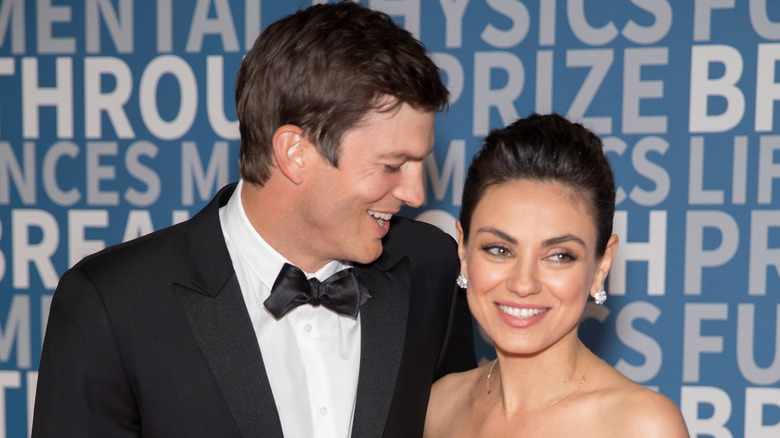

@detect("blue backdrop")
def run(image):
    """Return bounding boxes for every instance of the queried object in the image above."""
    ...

[1,1,779,436]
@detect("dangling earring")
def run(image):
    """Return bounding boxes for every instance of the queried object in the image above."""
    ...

[456,274,468,289]
[593,289,607,305]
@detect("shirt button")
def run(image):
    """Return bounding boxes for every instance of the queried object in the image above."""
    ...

[319,406,328,416]
[304,323,313,334]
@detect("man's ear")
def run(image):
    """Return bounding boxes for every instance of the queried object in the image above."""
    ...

[456,220,468,273]
[272,125,307,184]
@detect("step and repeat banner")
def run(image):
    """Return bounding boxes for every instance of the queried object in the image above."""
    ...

[1,1,779,436]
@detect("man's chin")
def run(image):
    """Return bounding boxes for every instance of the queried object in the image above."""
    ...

[353,245,384,265]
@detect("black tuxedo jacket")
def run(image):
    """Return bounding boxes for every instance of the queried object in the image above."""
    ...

[32,183,475,437]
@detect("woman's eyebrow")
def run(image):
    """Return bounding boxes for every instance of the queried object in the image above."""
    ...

[543,234,586,248]
[476,227,517,244]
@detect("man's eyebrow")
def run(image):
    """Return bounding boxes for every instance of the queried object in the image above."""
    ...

[379,152,428,161]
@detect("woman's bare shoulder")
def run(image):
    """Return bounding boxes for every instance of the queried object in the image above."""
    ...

[424,365,486,438]
[590,362,689,437]
[429,365,483,408]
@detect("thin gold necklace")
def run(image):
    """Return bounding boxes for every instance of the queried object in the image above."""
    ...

[485,348,595,416]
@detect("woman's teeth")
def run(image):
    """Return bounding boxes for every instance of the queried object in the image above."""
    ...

[498,304,547,319]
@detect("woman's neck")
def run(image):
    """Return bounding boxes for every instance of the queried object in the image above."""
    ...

[489,340,593,416]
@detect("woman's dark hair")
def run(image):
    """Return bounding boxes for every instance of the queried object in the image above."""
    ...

[459,113,616,257]
[235,1,449,185]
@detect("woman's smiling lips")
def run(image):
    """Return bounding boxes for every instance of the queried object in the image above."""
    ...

[495,302,549,328]
[498,304,548,319]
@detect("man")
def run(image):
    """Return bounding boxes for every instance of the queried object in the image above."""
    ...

[32,2,475,437]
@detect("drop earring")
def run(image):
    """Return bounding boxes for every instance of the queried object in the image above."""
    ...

[456,274,468,289]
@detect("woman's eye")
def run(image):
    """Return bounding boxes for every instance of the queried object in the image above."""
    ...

[385,164,402,172]
[484,245,511,257]
[548,253,575,263]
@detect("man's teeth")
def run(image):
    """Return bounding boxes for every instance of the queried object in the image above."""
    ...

[368,211,392,226]
[498,304,547,319]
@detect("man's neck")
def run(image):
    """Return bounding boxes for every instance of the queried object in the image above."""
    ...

[240,179,329,273]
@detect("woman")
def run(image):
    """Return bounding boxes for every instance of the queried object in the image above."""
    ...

[424,114,688,437]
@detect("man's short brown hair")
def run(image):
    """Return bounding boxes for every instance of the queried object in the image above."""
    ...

[235,1,449,185]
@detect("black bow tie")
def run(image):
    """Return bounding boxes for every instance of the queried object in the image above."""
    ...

[264,263,371,319]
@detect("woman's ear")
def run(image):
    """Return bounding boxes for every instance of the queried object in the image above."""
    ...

[272,125,306,184]
[591,234,619,298]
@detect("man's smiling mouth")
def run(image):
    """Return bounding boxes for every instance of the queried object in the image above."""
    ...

[368,210,392,227]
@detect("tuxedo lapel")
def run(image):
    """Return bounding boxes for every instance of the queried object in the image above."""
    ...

[351,256,411,437]
[175,184,283,437]
[175,278,282,437]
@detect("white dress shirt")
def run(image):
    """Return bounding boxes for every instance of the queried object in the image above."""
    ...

[219,180,361,438]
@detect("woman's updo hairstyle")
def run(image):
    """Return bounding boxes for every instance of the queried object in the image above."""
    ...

[459,113,616,257]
